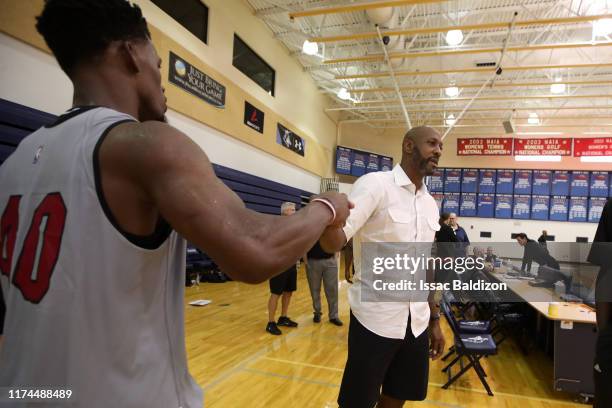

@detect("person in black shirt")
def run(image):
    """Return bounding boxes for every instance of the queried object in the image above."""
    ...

[305,241,342,326]
[538,230,548,248]
[587,198,612,408]
[435,213,458,284]
[516,233,559,273]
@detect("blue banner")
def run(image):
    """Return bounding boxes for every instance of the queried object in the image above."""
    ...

[568,197,588,222]
[512,195,531,219]
[478,169,497,194]
[590,171,610,197]
[551,171,570,196]
[461,169,478,193]
[366,153,380,173]
[459,193,477,217]
[496,170,515,194]
[514,170,533,195]
[350,150,367,177]
[443,193,460,214]
[444,169,462,193]
[380,156,393,171]
[432,193,444,213]
[429,169,444,192]
[495,194,513,219]
[532,170,552,195]
[531,195,550,220]
[335,146,351,175]
[477,194,495,218]
[549,196,569,221]
[589,197,608,223]
[570,171,590,197]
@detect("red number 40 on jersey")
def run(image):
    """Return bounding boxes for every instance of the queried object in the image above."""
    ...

[0,193,67,303]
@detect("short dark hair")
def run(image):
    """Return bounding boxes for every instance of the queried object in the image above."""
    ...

[439,212,451,226]
[516,233,528,240]
[36,0,151,75]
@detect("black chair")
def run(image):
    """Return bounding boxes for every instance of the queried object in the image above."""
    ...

[440,298,497,396]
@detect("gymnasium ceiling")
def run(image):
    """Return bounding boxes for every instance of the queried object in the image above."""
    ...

[245,0,612,135]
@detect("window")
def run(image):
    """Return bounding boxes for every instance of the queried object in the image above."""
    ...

[233,35,275,96]
[152,0,208,44]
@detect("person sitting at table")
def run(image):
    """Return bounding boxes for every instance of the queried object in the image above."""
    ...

[515,233,560,274]
[484,247,497,264]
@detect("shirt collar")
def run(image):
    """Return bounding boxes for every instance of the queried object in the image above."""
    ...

[392,164,429,194]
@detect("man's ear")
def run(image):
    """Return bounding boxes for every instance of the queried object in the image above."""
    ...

[120,40,141,74]
[403,137,414,155]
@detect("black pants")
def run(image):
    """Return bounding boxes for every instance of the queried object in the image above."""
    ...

[594,326,612,408]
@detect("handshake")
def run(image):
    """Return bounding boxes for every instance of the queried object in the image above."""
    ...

[308,192,354,229]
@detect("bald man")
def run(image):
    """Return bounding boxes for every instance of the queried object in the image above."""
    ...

[322,127,446,408]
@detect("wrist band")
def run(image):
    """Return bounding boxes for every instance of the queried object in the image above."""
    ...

[311,198,336,224]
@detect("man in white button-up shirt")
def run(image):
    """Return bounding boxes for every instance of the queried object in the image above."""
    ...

[321,126,445,408]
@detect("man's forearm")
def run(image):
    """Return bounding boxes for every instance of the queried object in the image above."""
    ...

[319,226,347,254]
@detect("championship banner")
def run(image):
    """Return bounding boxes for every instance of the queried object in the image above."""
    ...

[531,196,550,221]
[552,171,570,196]
[512,195,531,220]
[570,171,589,197]
[589,197,608,223]
[549,196,569,221]
[494,195,513,219]
[496,170,515,194]
[431,193,444,212]
[461,169,478,193]
[514,170,532,195]
[442,193,460,214]
[477,194,495,218]
[574,138,612,157]
[366,153,380,173]
[350,150,367,177]
[429,169,444,192]
[478,169,496,194]
[380,156,393,171]
[590,172,610,197]
[568,197,588,222]
[513,138,572,156]
[444,169,461,193]
[335,146,352,175]
[457,138,513,155]
[459,193,477,217]
[532,170,552,195]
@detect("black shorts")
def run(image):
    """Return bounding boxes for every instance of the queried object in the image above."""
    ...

[338,312,429,408]
[269,266,297,295]
[0,287,5,335]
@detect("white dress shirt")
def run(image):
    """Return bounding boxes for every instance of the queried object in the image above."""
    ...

[343,164,440,339]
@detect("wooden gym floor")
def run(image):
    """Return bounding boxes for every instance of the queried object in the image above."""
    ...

[184,267,588,408]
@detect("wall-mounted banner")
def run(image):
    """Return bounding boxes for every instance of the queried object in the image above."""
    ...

[442,193,460,214]
[380,156,393,171]
[478,169,497,194]
[444,169,461,193]
[550,196,569,221]
[169,51,226,108]
[335,146,352,175]
[532,170,552,195]
[570,171,589,197]
[429,169,444,192]
[457,138,513,155]
[459,193,477,217]
[461,169,478,193]
[276,123,305,156]
[568,197,588,222]
[244,101,264,133]
[574,137,612,156]
[477,194,495,218]
[589,197,608,223]
[496,169,515,194]
[494,194,513,219]
[513,138,572,156]
[432,193,444,212]
[366,153,380,173]
[531,196,550,220]
[350,150,367,177]
[514,170,533,195]
[552,171,570,196]
[590,172,610,197]
[512,195,531,219]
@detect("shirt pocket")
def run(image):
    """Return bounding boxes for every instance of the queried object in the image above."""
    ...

[386,207,416,241]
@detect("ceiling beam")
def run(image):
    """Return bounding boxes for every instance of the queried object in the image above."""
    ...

[335,62,612,80]
[355,94,612,105]
[350,80,612,93]
[288,0,446,19]
[323,42,612,65]
[310,13,612,43]
[326,105,612,112]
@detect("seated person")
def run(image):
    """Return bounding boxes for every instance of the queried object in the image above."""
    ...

[484,247,497,264]
[515,233,560,274]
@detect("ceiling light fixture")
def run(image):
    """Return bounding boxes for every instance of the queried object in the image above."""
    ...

[580,156,612,163]
[515,155,562,162]
[593,18,612,37]
[527,112,540,125]
[337,87,351,100]
[445,113,456,126]
[516,131,563,135]
[550,82,566,94]
[445,29,464,46]
[445,86,459,97]
[302,40,319,56]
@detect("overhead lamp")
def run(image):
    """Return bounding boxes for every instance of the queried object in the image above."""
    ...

[337,88,351,100]
[445,29,464,46]
[445,86,459,97]
[580,156,612,162]
[527,112,540,125]
[550,82,566,94]
[445,113,456,126]
[583,131,612,135]
[593,18,612,37]
[516,131,562,135]
[302,40,319,56]
[515,155,562,162]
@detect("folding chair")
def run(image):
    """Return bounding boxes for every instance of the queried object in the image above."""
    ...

[440,298,497,396]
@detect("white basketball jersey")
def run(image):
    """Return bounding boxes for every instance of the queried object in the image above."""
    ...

[0,107,203,407]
